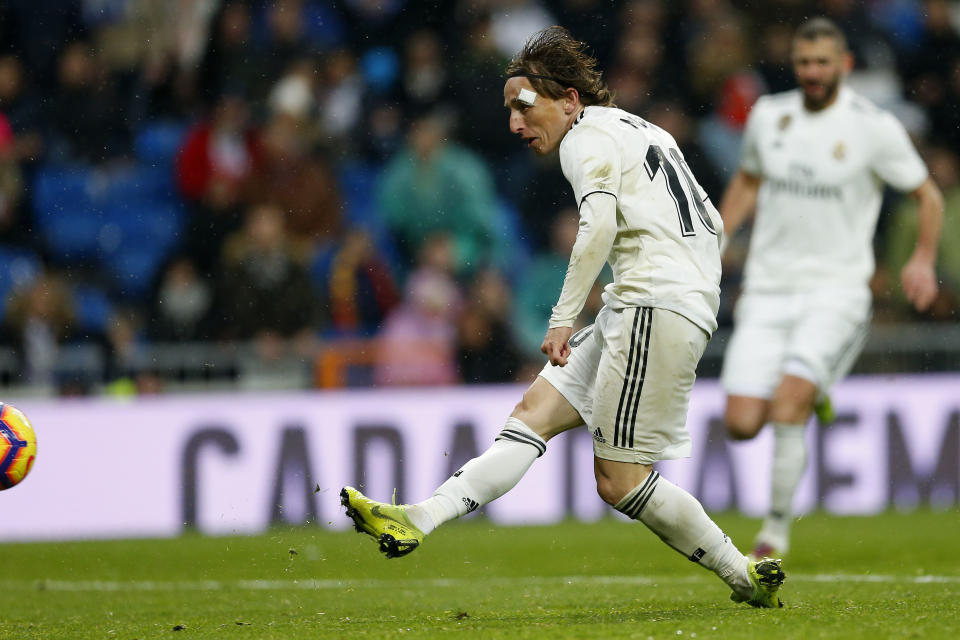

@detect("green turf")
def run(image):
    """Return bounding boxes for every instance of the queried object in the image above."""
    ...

[1,510,958,639]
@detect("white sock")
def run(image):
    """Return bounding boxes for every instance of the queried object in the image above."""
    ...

[758,423,807,552]
[405,418,546,535]
[616,471,751,597]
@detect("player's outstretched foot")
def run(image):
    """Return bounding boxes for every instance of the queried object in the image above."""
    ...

[814,393,835,425]
[340,486,424,558]
[731,558,786,608]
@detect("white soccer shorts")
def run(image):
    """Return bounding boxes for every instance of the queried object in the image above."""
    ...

[720,288,871,399]
[539,305,709,465]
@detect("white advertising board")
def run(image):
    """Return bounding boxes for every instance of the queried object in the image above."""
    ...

[1,375,957,541]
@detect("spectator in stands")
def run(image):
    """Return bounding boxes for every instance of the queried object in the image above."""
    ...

[374,233,462,386]
[457,268,522,384]
[244,112,342,256]
[450,12,527,201]
[0,112,23,241]
[312,228,399,338]
[513,208,578,358]
[1,271,75,386]
[684,10,752,115]
[604,24,664,115]
[928,55,960,154]
[148,256,214,342]
[46,40,130,164]
[268,58,319,125]
[197,1,264,106]
[899,0,960,117]
[0,53,44,164]
[511,206,610,360]
[260,0,319,95]
[317,48,366,158]
[396,29,449,116]
[216,203,320,359]
[0,0,86,95]
[176,90,263,271]
[377,111,498,275]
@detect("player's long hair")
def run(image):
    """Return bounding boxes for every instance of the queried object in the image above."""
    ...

[506,26,614,107]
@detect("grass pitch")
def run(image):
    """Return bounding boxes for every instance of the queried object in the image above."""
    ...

[1,510,958,639]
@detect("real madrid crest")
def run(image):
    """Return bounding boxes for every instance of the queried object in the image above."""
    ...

[833,141,846,160]
[778,114,792,131]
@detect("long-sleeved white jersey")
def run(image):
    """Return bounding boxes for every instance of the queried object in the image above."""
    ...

[550,106,722,335]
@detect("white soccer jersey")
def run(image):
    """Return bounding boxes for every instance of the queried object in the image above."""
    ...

[739,86,928,292]
[551,106,722,335]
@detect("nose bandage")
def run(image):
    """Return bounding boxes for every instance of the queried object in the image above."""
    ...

[518,88,537,106]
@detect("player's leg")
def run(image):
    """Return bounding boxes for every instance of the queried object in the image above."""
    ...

[724,395,769,440]
[752,373,817,557]
[756,288,871,557]
[596,458,783,608]
[402,376,582,533]
[590,307,784,607]
[342,322,600,557]
[720,291,791,440]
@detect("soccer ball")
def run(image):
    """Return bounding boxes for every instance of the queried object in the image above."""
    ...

[0,402,37,490]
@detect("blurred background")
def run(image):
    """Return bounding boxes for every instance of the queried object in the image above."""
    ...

[0,0,957,399]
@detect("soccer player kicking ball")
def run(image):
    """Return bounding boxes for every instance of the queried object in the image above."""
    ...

[718,17,943,560]
[343,26,786,608]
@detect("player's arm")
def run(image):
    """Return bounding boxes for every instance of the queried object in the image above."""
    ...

[718,169,762,255]
[900,176,943,312]
[543,191,617,366]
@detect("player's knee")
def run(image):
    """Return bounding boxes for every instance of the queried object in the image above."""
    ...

[724,413,764,440]
[595,475,624,506]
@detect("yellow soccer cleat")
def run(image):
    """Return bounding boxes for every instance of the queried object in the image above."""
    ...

[814,393,835,425]
[340,486,424,558]
[731,558,786,608]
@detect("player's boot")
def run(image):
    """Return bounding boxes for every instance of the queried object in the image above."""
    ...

[814,393,835,425]
[731,558,786,608]
[340,486,424,558]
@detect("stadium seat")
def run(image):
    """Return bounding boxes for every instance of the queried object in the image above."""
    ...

[336,163,400,269]
[107,165,177,205]
[133,121,187,165]
[0,245,41,319]
[72,285,113,335]
[101,201,185,253]
[32,166,107,261]
[101,243,168,299]
[98,201,185,298]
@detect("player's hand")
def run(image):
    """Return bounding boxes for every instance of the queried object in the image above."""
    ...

[900,255,939,312]
[541,326,573,367]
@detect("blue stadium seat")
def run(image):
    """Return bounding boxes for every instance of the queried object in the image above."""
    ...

[107,165,177,205]
[98,201,185,298]
[337,163,400,269]
[72,285,113,335]
[133,121,187,165]
[32,166,106,261]
[0,245,41,319]
[103,202,185,251]
[101,243,168,299]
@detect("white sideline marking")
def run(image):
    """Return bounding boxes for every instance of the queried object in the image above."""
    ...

[5,574,960,592]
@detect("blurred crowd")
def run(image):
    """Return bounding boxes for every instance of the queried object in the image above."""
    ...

[0,0,958,393]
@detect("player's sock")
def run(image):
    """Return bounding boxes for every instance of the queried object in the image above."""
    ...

[616,471,751,596]
[405,417,546,535]
[758,423,807,552]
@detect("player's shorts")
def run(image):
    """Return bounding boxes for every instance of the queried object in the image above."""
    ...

[720,287,871,399]
[539,305,709,465]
